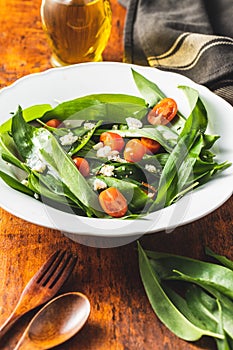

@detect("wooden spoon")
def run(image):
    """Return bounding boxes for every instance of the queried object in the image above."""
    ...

[14,292,90,350]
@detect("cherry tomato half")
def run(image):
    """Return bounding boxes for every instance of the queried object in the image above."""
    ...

[100,132,125,152]
[72,157,90,177]
[141,137,161,154]
[147,98,178,125]
[45,119,62,128]
[123,139,146,163]
[99,187,128,218]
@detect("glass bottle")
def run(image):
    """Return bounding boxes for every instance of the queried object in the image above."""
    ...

[41,0,112,67]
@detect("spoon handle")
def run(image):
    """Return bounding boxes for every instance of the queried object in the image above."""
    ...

[13,330,41,350]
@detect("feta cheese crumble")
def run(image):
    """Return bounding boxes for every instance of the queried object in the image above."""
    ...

[145,164,158,174]
[126,117,143,129]
[83,122,95,130]
[26,155,47,173]
[59,132,78,146]
[99,164,115,177]
[93,178,107,191]
[96,145,112,158]
[93,142,104,150]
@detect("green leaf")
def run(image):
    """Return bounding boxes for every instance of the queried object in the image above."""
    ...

[115,125,178,153]
[150,95,209,210]
[0,104,52,133]
[185,285,219,331]
[145,250,233,300]
[205,247,233,271]
[11,106,36,160]
[178,85,199,112]
[0,132,29,172]
[41,94,146,122]
[39,135,104,217]
[68,120,102,156]
[0,170,34,196]
[131,69,165,106]
[215,300,231,350]
[138,242,223,341]
[93,176,153,213]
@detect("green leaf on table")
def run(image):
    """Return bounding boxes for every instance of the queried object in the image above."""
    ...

[138,243,223,341]
[205,247,233,271]
[146,250,233,300]
[186,285,233,340]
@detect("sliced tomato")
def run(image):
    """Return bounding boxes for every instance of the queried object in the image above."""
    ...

[141,137,161,154]
[45,119,62,128]
[147,98,178,125]
[99,187,128,218]
[123,139,146,163]
[100,132,125,152]
[72,157,90,177]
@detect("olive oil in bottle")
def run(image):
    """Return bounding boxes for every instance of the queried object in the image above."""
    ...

[41,0,112,66]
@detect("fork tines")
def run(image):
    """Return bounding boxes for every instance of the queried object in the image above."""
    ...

[36,250,77,289]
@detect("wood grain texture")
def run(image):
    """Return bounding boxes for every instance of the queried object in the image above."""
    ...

[0,1,233,349]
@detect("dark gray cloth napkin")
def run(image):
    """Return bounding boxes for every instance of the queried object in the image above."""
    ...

[119,0,233,105]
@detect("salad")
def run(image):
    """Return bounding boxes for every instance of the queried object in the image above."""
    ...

[0,69,231,219]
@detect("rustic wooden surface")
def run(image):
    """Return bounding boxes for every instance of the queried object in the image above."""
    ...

[0,1,232,349]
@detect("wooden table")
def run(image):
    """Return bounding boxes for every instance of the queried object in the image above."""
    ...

[0,1,232,349]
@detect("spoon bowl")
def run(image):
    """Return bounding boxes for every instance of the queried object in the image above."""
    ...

[14,292,90,350]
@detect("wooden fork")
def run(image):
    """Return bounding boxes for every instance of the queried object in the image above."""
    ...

[0,250,77,337]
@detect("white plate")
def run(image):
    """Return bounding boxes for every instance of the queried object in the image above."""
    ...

[0,62,232,247]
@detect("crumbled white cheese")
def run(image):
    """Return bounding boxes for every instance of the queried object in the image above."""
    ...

[107,150,122,162]
[148,192,155,198]
[112,124,118,130]
[26,155,47,173]
[21,179,29,186]
[93,178,107,191]
[34,193,39,199]
[145,164,158,173]
[108,154,127,163]
[59,132,78,146]
[93,142,104,150]
[96,145,112,158]
[126,117,143,129]
[99,164,115,177]
[83,122,95,130]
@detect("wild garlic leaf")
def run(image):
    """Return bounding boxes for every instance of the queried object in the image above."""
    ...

[205,247,233,271]
[93,175,153,213]
[0,104,52,133]
[186,285,233,340]
[115,126,178,153]
[41,94,146,122]
[138,243,223,341]
[0,170,34,196]
[146,250,233,300]
[131,69,165,107]
[39,136,104,218]
[150,95,209,210]
[11,106,36,160]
